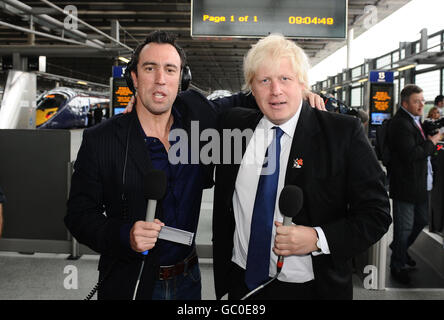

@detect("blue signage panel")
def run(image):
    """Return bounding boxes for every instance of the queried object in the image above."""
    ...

[112,66,125,78]
[369,71,394,83]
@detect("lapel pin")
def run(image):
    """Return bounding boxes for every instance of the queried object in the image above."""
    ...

[293,158,303,169]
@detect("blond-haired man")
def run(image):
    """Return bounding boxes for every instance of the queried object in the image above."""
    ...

[212,34,391,300]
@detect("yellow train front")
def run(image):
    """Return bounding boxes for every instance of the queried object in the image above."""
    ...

[36,87,109,129]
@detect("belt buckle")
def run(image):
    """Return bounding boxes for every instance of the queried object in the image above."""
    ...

[159,251,196,280]
[160,267,174,280]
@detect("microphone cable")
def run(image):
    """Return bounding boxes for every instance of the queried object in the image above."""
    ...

[240,265,283,300]
[132,257,146,300]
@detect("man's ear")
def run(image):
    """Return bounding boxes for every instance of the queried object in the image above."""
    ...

[401,100,407,109]
[131,70,138,91]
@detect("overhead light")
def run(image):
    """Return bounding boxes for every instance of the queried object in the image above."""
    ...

[358,78,368,83]
[397,64,416,72]
[118,56,130,63]
[77,81,88,85]
[335,86,342,90]
[38,56,46,73]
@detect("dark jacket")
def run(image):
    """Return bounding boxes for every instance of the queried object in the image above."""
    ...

[66,90,218,299]
[388,107,436,203]
[212,102,392,300]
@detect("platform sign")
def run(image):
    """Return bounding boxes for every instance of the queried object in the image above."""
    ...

[368,71,394,139]
[113,65,125,78]
[111,66,133,115]
[191,0,347,39]
[111,78,133,115]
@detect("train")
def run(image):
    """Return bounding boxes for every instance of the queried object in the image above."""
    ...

[36,87,109,129]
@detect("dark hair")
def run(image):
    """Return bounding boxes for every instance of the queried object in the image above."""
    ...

[126,30,186,75]
[400,84,423,104]
[434,94,444,106]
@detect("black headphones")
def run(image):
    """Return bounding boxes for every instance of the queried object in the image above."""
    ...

[124,58,192,94]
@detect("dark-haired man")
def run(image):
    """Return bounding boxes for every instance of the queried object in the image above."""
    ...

[388,84,441,284]
[66,31,222,300]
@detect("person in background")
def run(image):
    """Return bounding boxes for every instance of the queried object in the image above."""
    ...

[388,84,441,284]
[434,95,444,117]
[427,106,441,120]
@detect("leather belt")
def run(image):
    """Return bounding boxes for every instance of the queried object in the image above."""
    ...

[159,250,198,280]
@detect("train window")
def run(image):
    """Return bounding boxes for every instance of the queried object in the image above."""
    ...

[37,94,67,110]
[36,93,69,127]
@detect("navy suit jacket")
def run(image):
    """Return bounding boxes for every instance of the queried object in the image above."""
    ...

[212,102,392,299]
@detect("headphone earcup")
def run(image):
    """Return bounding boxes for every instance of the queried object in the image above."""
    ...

[181,65,192,91]
[124,64,136,94]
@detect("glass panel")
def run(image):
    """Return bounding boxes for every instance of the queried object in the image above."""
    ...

[415,70,440,102]
[351,87,362,107]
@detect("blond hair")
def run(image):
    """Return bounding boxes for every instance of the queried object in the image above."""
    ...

[242,34,310,92]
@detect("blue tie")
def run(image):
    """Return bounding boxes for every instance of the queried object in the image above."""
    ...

[245,126,284,290]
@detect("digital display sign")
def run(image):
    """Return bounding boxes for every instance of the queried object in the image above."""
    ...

[191,0,347,39]
[111,77,133,115]
[370,83,394,115]
[371,112,391,126]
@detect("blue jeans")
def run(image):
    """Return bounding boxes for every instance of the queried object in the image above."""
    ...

[390,197,429,270]
[151,263,202,300]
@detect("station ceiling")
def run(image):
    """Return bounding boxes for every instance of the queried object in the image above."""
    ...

[0,0,412,92]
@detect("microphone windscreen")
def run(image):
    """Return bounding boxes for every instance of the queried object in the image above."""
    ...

[279,185,303,218]
[143,170,167,200]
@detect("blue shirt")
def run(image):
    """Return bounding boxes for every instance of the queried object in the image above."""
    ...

[142,106,204,265]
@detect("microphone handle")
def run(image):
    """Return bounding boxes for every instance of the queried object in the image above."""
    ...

[146,200,157,222]
[277,216,293,270]
[142,200,157,256]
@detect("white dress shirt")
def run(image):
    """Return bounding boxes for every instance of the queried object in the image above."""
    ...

[231,102,330,283]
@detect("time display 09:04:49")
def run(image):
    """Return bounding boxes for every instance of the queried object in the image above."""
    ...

[288,16,334,25]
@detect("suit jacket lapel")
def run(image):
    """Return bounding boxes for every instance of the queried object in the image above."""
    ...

[232,110,263,178]
[284,102,321,188]
[223,109,263,201]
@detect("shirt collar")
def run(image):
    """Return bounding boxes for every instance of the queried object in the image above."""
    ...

[401,106,421,122]
[261,100,303,139]
[140,105,183,139]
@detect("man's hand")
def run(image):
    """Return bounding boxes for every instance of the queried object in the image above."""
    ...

[123,95,136,114]
[273,222,318,256]
[130,219,165,253]
[304,91,326,111]
[428,131,442,145]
